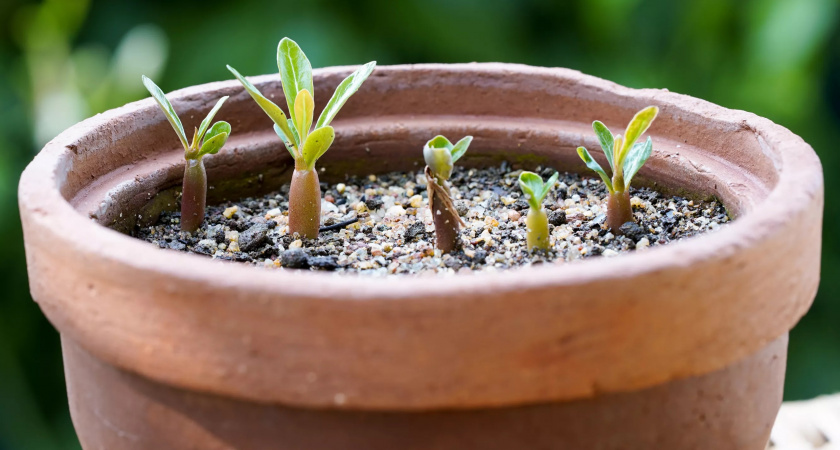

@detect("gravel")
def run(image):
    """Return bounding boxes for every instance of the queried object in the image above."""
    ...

[133,164,731,275]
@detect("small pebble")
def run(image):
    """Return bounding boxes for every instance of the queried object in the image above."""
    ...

[223,205,239,219]
[281,249,309,269]
[548,210,567,226]
[619,222,646,241]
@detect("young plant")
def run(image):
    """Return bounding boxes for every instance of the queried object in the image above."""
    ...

[576,106,659,232]
[227,38,376,239]
[423,135,472,253]
[518,171,559,251]
[142,75,231,233]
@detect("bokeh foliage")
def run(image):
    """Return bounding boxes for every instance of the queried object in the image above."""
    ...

[1,0,839,448]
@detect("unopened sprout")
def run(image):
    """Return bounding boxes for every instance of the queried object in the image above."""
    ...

[423,135,473,252]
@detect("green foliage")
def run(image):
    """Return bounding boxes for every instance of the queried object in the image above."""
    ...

[277,37,314,125]
[518,171,559,210]
[300,126,335,170]
[423,135,473,181]
[576,146,613,191]
[592,121,615,171]
[226,64,295,150]
[315,61,377,129]
[142,75,187,149]
[294,89,314,144]
[577,106,658,193]
[622,137,653,190]
[198,121,231,157]
[141,75,230,160]
[616,106,658,167]
[229,38,375,169]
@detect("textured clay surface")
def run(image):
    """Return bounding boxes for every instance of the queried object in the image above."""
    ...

[64,334,787,449]
[18,64,822,447]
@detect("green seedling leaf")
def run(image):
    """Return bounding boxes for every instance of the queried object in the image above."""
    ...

[450,136,473,163]
[273,124,297,159]
[577,146,614,192]
[592,121,614,172]
[301,126,335,170]
[427,135,453,150]
[196,96,228,145]
[203,121,230,144]
[518,171,555,210]
[315,61,376,129]
[294,89,314,142]
[196,121,231,158]
[287,118,301,148]
[227,65,296,147]
[142,75,188,150]
[618,106,658,166]
[277,37,314,124]
[623,137,653,189]
[198,132,228,157]
[544,171,560,197]
[424,138,454,181]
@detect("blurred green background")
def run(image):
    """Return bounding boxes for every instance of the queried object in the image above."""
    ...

[1,0,839,448]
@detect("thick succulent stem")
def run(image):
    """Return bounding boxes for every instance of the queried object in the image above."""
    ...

[425,166,464,253]
[181,158,207,233]
[289,163,322,239]
[606,189,634,232]
[525,207,549,251]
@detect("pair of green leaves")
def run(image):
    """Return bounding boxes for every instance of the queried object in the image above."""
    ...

[228,37,376,171]
[142,75,231,160]
[519,171,559,210]
[423,135,474,181]
[576,106,658,193]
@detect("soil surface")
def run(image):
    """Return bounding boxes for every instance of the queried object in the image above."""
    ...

[133,163,730,275]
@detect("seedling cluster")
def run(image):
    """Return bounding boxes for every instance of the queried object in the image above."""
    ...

[142,37,661,256]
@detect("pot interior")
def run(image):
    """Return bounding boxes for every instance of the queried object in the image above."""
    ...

[59,65,774,233]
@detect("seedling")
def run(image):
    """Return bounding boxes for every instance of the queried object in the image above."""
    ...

[576,106,658,232]
[227,38,375,239]
[518,171,559,251]
[142,75,230,232]
[423,135,472,252]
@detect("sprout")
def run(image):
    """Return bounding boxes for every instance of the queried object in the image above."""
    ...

[576,106,658,232]
[142,75,230,233]
[227,38,376,239]
[518,171,559,251]
[423,135,473,252]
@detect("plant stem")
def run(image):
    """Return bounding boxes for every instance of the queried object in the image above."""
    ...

[606,189,633,232]
[425,166,463,253]
[526,207,549,250]
[289,163,322,239]
[181,158,207,232]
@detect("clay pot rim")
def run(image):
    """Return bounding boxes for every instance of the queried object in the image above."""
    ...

[18,63,822,410]
[20,63,820,296]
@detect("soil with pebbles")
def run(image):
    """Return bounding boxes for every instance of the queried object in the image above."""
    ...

[133,163,730,275]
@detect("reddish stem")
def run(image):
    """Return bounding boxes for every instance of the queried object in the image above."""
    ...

[289,165,322,239]
[181,158,207,233]
[606,190,634,233]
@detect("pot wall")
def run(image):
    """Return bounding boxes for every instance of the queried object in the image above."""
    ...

[64,334,787,450]
[17,63,823,448]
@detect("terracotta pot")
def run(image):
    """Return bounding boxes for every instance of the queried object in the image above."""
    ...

[19,64,822,449]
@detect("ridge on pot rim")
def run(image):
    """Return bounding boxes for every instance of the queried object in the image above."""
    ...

[18,63,823,410]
